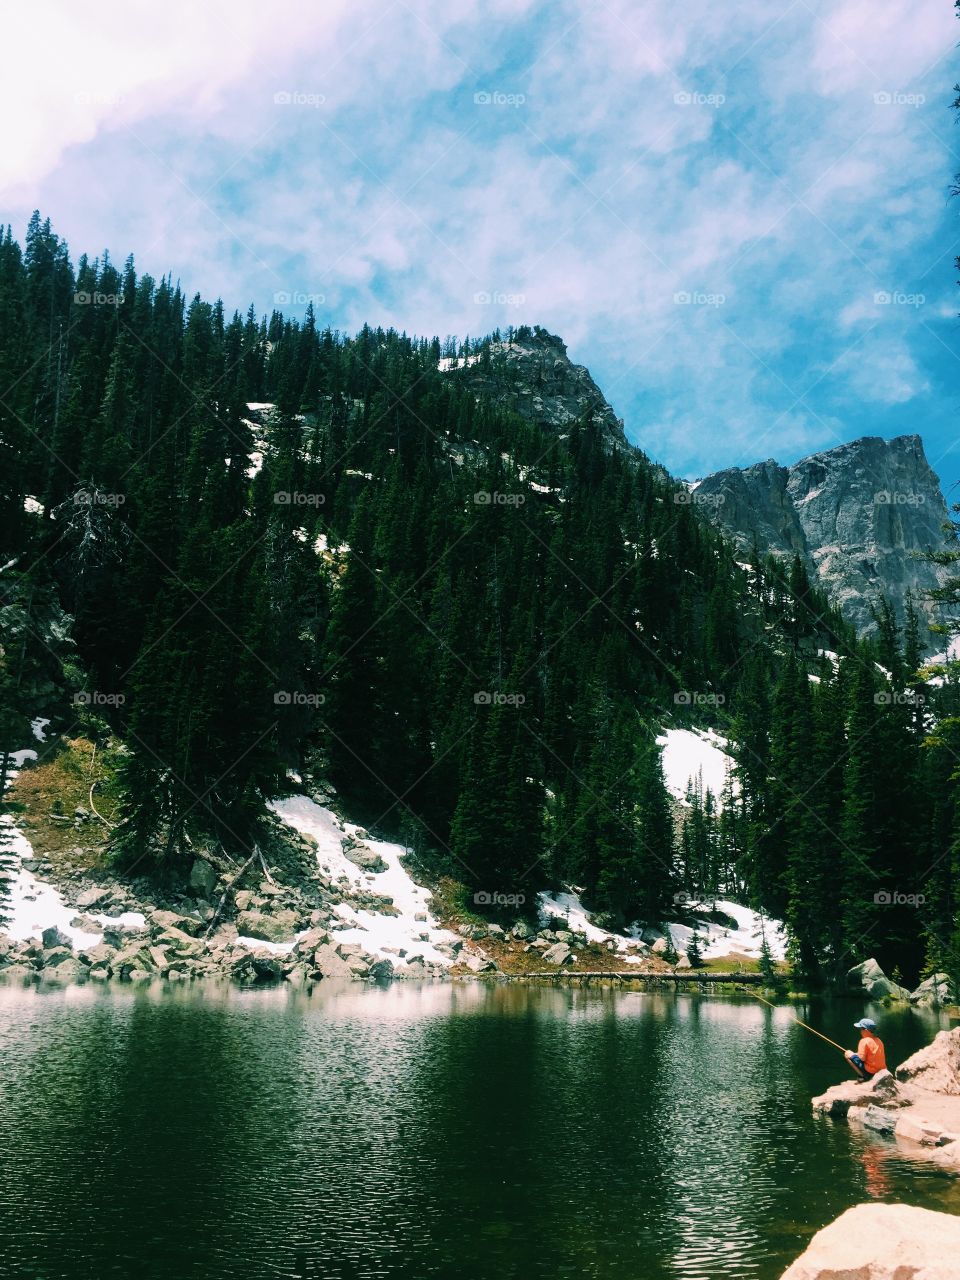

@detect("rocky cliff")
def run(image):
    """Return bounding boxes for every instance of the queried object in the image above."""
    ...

[694,435,953,642]
[443,326,630,450]
[446,331,953,644]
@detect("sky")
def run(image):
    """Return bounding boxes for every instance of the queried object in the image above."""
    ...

[3,0,960,488]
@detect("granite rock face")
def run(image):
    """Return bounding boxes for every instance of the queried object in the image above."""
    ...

[695,435,952,642]
[779,1203,960,1279]
[446,327,630,450]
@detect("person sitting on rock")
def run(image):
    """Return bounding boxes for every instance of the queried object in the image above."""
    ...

[845,1018,886,1080]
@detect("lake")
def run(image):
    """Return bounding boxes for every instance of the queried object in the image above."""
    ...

[0,979,955,1280]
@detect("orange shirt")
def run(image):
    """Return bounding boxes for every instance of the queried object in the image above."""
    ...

[858,1033,886,1074]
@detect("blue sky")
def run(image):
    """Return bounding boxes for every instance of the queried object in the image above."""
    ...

[3,0,960,487]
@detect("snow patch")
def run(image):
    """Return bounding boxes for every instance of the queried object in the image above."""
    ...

[268,795,459,967]
[667,899,787,961]
[656,728,735,804]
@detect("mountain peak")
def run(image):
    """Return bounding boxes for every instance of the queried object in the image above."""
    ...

[697,434,952,643]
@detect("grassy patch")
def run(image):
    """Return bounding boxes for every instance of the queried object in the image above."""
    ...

[7,735,122,873]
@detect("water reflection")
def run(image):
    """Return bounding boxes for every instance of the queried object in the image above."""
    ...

[0,980,955,1280]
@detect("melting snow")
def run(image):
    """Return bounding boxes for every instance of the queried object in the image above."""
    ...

[667,899,787,961]
[657,728,734,803]
[268,796,459,967]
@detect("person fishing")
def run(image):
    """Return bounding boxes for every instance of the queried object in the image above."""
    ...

[844,1018,887,1081]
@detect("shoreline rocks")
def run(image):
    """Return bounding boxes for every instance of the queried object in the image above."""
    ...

[780,1202,960,1279]
[812,1029,960,1174]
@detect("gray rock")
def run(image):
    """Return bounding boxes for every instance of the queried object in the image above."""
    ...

[543,942,573,966]
[149,909,203,938]
[910,972,957,1007]
[511,920,534,941]
[310,944,355,980]
[340,837,387,873]
[486,923,505,938]
[368,958,394,980]
[847,958,910,1002]
[462,951,498,974]
[696,435,953,644]
[41,926,72,951]
[861,1104,898,1135]
[452,328,627,450]
[76,886,111,909]
[651,937,670,956]
[236,910,299,943]
[188,859,219,899]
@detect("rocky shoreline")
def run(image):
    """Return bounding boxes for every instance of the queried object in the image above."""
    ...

[812,1028,960,1175]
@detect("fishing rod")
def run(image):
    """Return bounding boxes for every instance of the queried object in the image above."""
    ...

[751,990,860,1074]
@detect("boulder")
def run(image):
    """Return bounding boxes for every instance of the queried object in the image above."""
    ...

[236,910,299,943]
[188,859,219,899]
[69,914,102,933]
[543,942,573,966]
[230,950,285,985]
[812,1069,905,1118]
[909,972,957,1007]
[41,946,77,969]
[41,926,72,951]
[340,837,387,874]
[860,1105,898,1135]
[651,937,670,956]
[76,886,111,909]
[149,909,203,938]
[462,951,498,974]
[511,920,534,941]
[896,1028,960,1096]
[292,927,329,956]
[368,958,394,980]
[676,955,692,971]
[486,923,505,938]
[44,957,84,982]
[846,957,910,1001]
[310,944,355,980]
[779,1202,960,1279]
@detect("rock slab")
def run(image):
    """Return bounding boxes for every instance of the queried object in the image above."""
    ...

[779,1202,960,1279]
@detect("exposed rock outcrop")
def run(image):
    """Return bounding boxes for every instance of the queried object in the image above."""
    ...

[446,327,631,452]
[779,1203,960,1279]
[847,957,910,1002]
[896,1027,960,1096]
[695,435,952,643]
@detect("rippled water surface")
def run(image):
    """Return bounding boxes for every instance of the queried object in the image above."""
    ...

[0,979,956,1279]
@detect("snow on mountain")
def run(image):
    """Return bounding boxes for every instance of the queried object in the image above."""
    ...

[656,728,735,803]
[268,795,460,966]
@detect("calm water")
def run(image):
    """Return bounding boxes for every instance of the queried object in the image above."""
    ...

[0,979,956,1280]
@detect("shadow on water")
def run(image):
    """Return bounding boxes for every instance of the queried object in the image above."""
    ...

[0,980,955,1280]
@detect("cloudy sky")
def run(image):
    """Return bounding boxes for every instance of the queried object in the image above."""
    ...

[3,0,959,485]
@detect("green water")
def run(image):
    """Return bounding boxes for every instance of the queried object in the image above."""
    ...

[0,979,955,1280]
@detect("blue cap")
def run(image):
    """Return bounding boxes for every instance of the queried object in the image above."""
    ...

[854,1018,877,1030]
